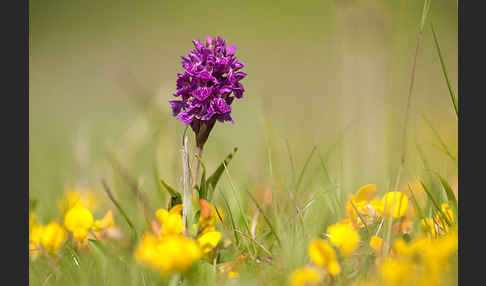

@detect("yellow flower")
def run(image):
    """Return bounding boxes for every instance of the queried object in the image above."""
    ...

[308,239,340,276]
[30,224,44,259]
[134,233,202,275]
[355,184,378,202]
[169,204,183,215]
[369,236,383,254]
[164,215,184,236]
[197,231,221,254]
[155,207,184,236]
[39,221,67,254]
[134,233,159,263]
[385,231,458,286]
[421,217,440,237]
[380,258,412,285]
[64,205,94,242]
[228,271,239,279]
[346,184,380,228]
[377,192,408,218]
[93,210,114,231]
[198,199,223,234]
[327,221,359,257]
[440,203,455,223]
[290,266,322,286]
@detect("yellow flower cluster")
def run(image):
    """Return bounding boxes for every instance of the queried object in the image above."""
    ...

[29,219,67,259]
[291,183,457,286]
[64,204,115,245]
[290,266,322,286]
[134,200,222,276]
[30,187,117,262]
[379,229,458,286]
[421,203,455,237]
[346,184,409,229]
[327,221,360,257]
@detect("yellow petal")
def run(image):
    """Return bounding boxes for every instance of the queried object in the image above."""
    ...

[327,260,341,276]
[161,214,183,236]
[40,221,67,253]
[94,210,114,231]
[155,209,169,225]
[327,221,360,257]
[355,184,377,203]
[370,236,383,254]
[198,231,222,254]
[64,206,94,232]
[169,204,183,215]
[381,192,408,218]
[290,266,322,286]
[308,238,340,275]
[73,228,88,242]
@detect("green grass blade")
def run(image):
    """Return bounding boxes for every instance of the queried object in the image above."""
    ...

[219,191,240,246]
[101,179,137,239]
[244,188,281,246]
[349,199,370,235]
[194,154,207,200]
[422,114,457,163]
[207,147,238,191]
[407,183,425,221]
[159,178,182,207]
[419,180,452,226]
[432,171,458,209]
[419,0,432,32]
[431,23,458,117]
[318,152,334,186]
[295,146,317,192]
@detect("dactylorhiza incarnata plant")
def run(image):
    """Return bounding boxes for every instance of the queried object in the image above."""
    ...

[167,36,245,230]
[169,36,247,150]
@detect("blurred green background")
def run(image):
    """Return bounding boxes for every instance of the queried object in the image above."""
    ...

[29,0,457,221]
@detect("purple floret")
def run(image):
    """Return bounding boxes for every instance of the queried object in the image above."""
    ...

[170,36,246,130]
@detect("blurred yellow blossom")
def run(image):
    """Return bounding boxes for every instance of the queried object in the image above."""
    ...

[308,239,340,276]
[29,223,44,259]
[156,207,184,236]
[421,203,456,237]
[198,199,223,235]
[134,232,202,275]
[93,210,114,231]
[382,229,458,286]
[380,258,412,285]
[64,205,94,242]
[327,221,360,257]
[376,192,408,219]
[370,236,383,255]
[290,266,322,286]
[440,203,455,223]
[197,231,221,254]
[346,184,379,229]
[30,221,67,256]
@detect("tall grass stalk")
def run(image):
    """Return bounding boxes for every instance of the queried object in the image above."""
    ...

[388,0,432,256]
[182,135,193,230]
[431,23,458,117]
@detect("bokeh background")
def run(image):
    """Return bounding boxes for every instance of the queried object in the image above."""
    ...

[29,0,457,223]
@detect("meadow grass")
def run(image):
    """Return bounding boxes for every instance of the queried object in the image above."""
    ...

[29,1,457,285]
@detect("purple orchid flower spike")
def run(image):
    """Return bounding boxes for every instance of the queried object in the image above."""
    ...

[170,36,246,148]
